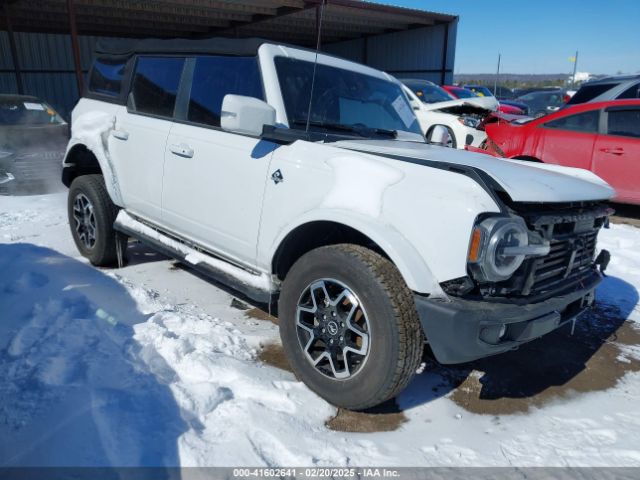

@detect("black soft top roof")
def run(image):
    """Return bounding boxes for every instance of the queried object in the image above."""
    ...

[94,37,274,58]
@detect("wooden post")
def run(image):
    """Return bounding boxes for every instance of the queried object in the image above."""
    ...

[4,2,24,94]
[67,0,84,94]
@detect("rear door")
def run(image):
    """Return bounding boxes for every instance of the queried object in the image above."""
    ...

[537,109,600,170]
[592,105,640,203]
[108,56,186,222]
[161,55,274,265]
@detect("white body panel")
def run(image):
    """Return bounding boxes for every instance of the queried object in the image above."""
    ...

[162,122,274,265]
[66,99,123,206]
[108,109,170,221]
[256,140,499,293]
[65,43,615,297]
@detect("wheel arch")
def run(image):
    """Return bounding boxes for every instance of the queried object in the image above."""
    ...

[269,213,443,296]
[62,144,102,186]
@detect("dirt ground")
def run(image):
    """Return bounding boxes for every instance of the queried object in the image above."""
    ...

[256,303,640,431]
[609,203,640,228]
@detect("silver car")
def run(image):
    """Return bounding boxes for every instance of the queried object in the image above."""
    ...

[567,74,640,105]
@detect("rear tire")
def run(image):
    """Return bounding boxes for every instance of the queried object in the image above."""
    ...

[67,174,126,267]
[278,244,424,410]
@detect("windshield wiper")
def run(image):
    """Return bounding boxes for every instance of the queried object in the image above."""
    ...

[290,120,397,138]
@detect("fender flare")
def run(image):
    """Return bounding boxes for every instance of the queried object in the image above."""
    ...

[267,208,445,297]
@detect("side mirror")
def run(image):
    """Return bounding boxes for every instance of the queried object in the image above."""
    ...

[409,99,421,111]
[221,94,276,137]
[428,125,451,147]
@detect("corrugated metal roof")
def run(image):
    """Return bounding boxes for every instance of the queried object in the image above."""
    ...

[0,0,457,46]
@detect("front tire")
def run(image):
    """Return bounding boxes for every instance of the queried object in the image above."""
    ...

[67,174,125,267]
[278,244,424,410]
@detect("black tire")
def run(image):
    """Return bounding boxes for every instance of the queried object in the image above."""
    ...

[67,174,126,267]
[278,244,424,410]
[427,125,457,148]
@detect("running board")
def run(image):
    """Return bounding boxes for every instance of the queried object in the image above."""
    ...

[114,210,275,303]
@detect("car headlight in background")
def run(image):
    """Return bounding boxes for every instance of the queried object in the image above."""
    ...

[467,216,550,282]
[457,116,481,129]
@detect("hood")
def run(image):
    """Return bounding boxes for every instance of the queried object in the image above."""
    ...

[421,96,499,112]
[332,139,614,203]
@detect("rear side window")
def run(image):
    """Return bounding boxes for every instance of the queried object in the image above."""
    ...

[618,83,640,99]
[607,109,640,138]
[128,56,186,118]
[89,58,126,97]
[544,110,599,133]
[567,83,616,105]
[186,56,263,127]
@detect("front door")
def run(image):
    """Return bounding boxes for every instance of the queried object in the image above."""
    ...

[161,55,275,265]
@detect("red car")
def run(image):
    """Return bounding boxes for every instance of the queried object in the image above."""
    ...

[483,99,640,204]
[442,85,524,115]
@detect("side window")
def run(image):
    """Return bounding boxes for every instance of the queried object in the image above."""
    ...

[567,83,615,105]
[128,56,185,118]
[89,57,126,97]
[607,109,640,138]
[187,56,263,127]
[618,83,640,99]
[544,110,599,133]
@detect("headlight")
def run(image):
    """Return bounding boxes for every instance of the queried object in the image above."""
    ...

[467,216,549,283]
[458,116,480,129]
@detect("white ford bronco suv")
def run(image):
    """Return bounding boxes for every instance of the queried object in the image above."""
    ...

[63,38,614,410]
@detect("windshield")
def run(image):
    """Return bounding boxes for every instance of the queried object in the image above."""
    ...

[0,98,65,126]
[403,81,454,103]
[467,86,493,97]
[275,57,422,138]
[450,87,477,99]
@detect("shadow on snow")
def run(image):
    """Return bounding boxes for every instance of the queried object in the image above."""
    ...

[0,243,187,472]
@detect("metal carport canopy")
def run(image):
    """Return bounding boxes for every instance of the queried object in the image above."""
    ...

[0,0,456,44]
[0,0,458,111]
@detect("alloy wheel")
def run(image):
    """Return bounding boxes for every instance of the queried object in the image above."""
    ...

[295,278,371,379]
[72,193,97,249]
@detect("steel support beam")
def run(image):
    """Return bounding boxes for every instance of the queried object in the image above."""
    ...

[3,2,24,94]
[67,0,84,94]
[440,22,449,85]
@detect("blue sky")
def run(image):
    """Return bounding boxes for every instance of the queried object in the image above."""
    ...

[371,0,640,74]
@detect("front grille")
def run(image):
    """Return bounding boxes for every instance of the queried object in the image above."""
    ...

[526,229,598,296]
[473,201,612,301]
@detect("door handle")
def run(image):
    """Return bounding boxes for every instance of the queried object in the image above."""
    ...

[111,129,129,141]
[169,143,194,158]
[599,147,624,155]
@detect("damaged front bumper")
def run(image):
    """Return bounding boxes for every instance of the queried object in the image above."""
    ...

[415,271,601,364]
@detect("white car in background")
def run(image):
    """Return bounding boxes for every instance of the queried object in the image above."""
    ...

[400,79,498,149]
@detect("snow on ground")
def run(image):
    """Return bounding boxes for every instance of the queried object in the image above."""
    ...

[1,192,640,467]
